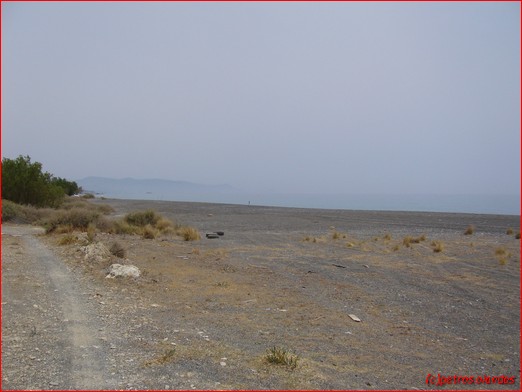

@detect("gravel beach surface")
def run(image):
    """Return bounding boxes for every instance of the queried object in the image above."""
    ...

[2,199,520,390]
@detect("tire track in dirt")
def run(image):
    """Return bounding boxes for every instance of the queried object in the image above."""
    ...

[2,225,116,390]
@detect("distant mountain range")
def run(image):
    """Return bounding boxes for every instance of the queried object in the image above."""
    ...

[77,177,237,201]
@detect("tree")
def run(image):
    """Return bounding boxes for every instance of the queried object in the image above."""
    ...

[1,155,66,207]
[52,177,81,196]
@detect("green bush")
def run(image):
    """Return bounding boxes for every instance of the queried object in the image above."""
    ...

[2,155,66,207]
[51,177,81,196]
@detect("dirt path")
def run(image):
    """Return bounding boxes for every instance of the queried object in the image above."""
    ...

[2,224,117,390]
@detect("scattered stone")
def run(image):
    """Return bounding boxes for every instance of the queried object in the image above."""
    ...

[348,314,361,322]
[106,263,141,279]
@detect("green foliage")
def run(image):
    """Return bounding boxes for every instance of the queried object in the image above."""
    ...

[2,155,67,207]
[51,177,81,196]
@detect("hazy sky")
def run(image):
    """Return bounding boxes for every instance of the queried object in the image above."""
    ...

[2,2,520,195]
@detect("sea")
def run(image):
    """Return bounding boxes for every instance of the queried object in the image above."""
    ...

[97,190,520,216]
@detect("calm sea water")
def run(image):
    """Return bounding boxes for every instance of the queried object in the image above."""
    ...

[100,191,520,216]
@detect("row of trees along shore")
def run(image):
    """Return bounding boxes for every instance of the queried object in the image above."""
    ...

[2,155,81,208]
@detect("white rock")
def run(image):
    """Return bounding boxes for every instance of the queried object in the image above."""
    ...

[348,314,361,322]
[106,263,141,279]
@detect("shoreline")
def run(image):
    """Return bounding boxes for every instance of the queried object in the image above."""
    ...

[83,189,521,216]
[93,197,520,239]
[93,195,521,218]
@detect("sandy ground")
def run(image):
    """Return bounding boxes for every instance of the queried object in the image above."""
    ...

[2,199,520,390]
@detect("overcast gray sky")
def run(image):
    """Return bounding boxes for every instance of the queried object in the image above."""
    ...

[2,2,520,195]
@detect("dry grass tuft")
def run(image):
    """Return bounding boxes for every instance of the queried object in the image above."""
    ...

[142,224,159,239]
[144,348,176,367]
[156,217,176,233]
[58,234,77,245]
[495,247,507,256]
[264,346,299,369]
[495,247,511,265]
[464,225,475,235]
[431,241,444,253]
[54,224,74,234]
[109,242,126,258]
[124,210,160,227]
[403,235,426,247]
[112,220,139,235]
[178,226,201,241]
[506,228,514,235]
[86,223,96,243]
[42,208,101,233]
